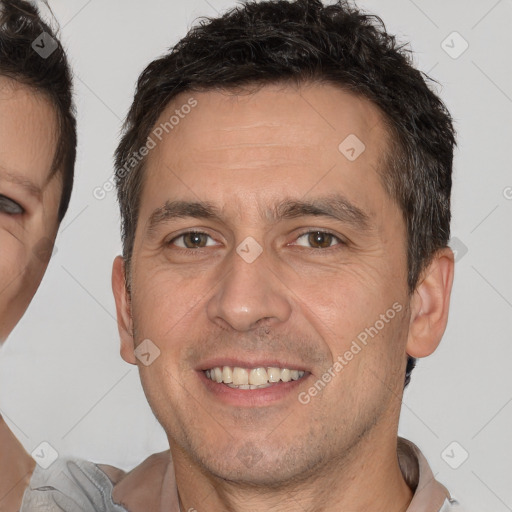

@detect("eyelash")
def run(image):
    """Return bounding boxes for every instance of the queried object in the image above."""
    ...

[166,229,345,250]
[168,231,219,249]
[0,194,24,215]
[293,229,345,249]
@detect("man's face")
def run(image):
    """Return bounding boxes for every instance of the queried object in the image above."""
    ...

[0,78,61,342]
[120,83,413,484]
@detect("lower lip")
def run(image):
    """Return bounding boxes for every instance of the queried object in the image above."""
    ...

[198,371,309,407]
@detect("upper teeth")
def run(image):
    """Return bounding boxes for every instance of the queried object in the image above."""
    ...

[205,366,305,388]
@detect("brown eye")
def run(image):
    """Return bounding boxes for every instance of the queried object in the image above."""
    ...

[183,232,208,248]
[171,232,216,249]
[294,231,340,249]
[308,231,334,248]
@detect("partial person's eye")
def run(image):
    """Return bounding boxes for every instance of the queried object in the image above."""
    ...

[169,231,218,249]
[0,194,24,215]
[293,230,344,249]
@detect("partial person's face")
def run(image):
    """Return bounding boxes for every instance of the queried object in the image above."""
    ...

[113,83,453,485]
[0,77,61,342]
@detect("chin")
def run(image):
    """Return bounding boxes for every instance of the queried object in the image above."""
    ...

[197,441,323,488]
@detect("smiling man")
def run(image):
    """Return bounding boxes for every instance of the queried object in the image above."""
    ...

[22,0,461,511]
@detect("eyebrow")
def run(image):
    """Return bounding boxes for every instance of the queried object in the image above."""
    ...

[146,194,371,235]
[272,195,371,230]
[0,168,42,198]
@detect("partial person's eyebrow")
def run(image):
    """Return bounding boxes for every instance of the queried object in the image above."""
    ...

[146,194,371,235]
[0,166,42,198]
[147,200,221,236]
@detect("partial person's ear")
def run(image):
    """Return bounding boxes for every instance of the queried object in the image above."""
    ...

[112,255,136,365]
[406,247,454,358]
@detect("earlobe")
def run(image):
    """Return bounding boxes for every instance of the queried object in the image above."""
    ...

[406,247,455,358]
[112,255,136,365]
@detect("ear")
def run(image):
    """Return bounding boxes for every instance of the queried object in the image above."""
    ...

[406,247,455,358]
[112,255,136,365]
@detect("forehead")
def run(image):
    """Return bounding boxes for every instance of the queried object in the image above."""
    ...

[140,82,393,218]
[0,76,58,188]
[159,83,386,154]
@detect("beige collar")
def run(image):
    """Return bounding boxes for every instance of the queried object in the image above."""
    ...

[398,437,452,512]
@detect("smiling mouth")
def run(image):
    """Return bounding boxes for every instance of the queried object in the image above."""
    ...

[204,366,307,389]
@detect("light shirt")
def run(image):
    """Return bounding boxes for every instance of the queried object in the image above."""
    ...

[21,438,465,512]
[398,438,464,512]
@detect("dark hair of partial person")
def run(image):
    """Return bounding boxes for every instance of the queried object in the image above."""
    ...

[0,0,76,220]
[114,0,456,384]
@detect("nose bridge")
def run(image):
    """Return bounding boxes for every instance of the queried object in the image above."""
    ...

[206,240,292,332]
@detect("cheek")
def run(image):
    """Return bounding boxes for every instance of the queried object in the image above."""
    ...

[130,267,206,346]
[0,231,27,272]
[297,264,409,382]
[333,300,409,403]
[0,230,43,290]
[0,232,50,338]
[293,263,391,332]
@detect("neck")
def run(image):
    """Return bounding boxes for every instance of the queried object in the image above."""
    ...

[172,432,413,512]
[0,416,34,512]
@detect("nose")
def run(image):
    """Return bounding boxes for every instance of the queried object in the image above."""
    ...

[206,244,292,332]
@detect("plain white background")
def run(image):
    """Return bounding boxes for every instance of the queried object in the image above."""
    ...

[0,0,511,510]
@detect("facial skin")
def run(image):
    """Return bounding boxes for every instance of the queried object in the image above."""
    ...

[0,77,61,511]
[0,77,61,343]
[113,83,454,511]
